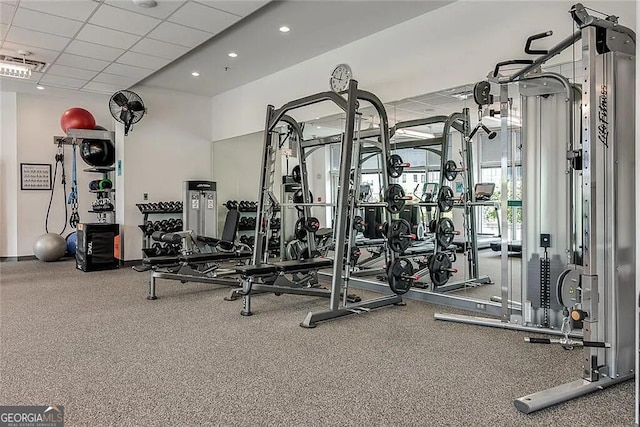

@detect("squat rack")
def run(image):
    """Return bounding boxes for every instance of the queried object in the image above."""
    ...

[244,79,406,327]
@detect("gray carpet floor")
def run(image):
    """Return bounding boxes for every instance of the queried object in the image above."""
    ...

[0,259,633,426]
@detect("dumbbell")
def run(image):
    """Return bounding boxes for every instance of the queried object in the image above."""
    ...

[176,219,183,230]
[250,201,257,211]
[166,218,176,231]
[239,217,248,228]
[150,242,163,257]
[249,218,257,227]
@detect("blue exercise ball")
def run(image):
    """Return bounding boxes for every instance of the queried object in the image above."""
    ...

[33,233,67,262]
[66,232,77,256]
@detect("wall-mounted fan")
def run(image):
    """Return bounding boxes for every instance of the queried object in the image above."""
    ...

[109,90,146,136]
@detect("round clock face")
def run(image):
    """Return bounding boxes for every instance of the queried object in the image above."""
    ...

[330,63,352,93]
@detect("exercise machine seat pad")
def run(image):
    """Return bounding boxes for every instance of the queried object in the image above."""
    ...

[236,264,278,276]
[142,256,180,266]
[179,252,250,263]
[271,258,333,271]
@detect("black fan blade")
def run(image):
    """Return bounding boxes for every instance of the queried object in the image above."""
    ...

[112,92,128,107]
[120,109,132,124]
[128,100,144,112]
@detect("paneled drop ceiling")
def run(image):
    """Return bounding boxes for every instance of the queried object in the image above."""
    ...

[0,0,269,94]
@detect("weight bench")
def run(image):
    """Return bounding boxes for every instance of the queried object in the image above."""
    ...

[145,209,251,299]
[228,257,361,316]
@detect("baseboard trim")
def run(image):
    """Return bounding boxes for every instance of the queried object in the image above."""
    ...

[1,255,38,262]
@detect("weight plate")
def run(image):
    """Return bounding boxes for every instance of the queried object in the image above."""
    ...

[291,165,302,183]
[294,217,307,241]
[306,217,320,233]
[444,160,458,182]
[387,154,404,178]
[352,215,365,233]
[429,252,453,287]
[387,219,412,254]
[388,258,414,295]
[385,184,406,213]
[437,186,454,213]
[435,217,456,249]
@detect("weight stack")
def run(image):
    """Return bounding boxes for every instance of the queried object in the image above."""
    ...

[76,223,120,272]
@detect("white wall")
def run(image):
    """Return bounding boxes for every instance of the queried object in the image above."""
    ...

[0,92,18,257]
[211,0,636,142]
[0,90,112,257]
[120,86,213,260]
[0,86,212,260]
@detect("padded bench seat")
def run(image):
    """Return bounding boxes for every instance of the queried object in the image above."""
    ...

[143,256,181,266]
[178,251,251,263]
[236,258,333,276]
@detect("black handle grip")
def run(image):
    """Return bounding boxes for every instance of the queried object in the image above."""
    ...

[527,337,551,344]
[582,341,609,348]
[493,60,535,78]
[525,31,554,55]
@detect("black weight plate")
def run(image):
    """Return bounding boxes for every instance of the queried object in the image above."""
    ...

[437,186,454,213]
[428,219,436,234]
[388,258,414,295]
[444,160,458,181]
[429,252,453,287]
[385,184,406,213]
[352,215,365,233]
[306,217,320,233]
[387,219,412,254]
[387,154,404,178]
[294,217,307,241]
[291,165,302,183]
[436,217,456,249]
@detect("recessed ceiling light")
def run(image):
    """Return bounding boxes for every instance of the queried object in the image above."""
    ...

[36,85,45,90]
[191,71,200,77]
[279,26,290,33]
[228,52,238,58]
[316,126,321,129]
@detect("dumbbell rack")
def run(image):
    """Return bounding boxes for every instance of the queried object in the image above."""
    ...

[136,202,183,259]
[226,200,281,256]
[86,166,115,223]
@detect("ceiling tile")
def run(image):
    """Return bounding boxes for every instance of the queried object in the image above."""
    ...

[76,24,141,50]
[39,74,87,89]
[104,0,186,20]
[1,41,60,62]
[46,64,99,80]
[12,7,83,38]
[168,2,238,33]
[102,62,152,79]
[130,37,189,60]
[5,26,70,51]
[195,1,269,17]
[65,40,125,62]
[0,23,8,39]
[92,72,140,87]
[0,3,15,24]
[82,81,124,94]
[19,0,99,22]
[116,51,171,69]
[55,53,111,72]
[147,22,212,48]
[89,4,162,36]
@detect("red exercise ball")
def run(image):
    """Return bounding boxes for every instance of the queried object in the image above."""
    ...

[60,108,96,133]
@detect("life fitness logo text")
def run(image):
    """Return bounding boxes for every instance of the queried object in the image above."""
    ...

[0,405,64,427]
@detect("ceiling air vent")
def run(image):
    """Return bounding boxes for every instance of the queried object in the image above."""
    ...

[0,55,48,72]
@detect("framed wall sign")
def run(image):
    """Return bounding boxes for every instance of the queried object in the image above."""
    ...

[21,163,52,190]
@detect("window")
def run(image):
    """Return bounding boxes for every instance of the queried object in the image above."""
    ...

[413,174,418,183]
[420,174,426,183]
[402,175,407,183]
